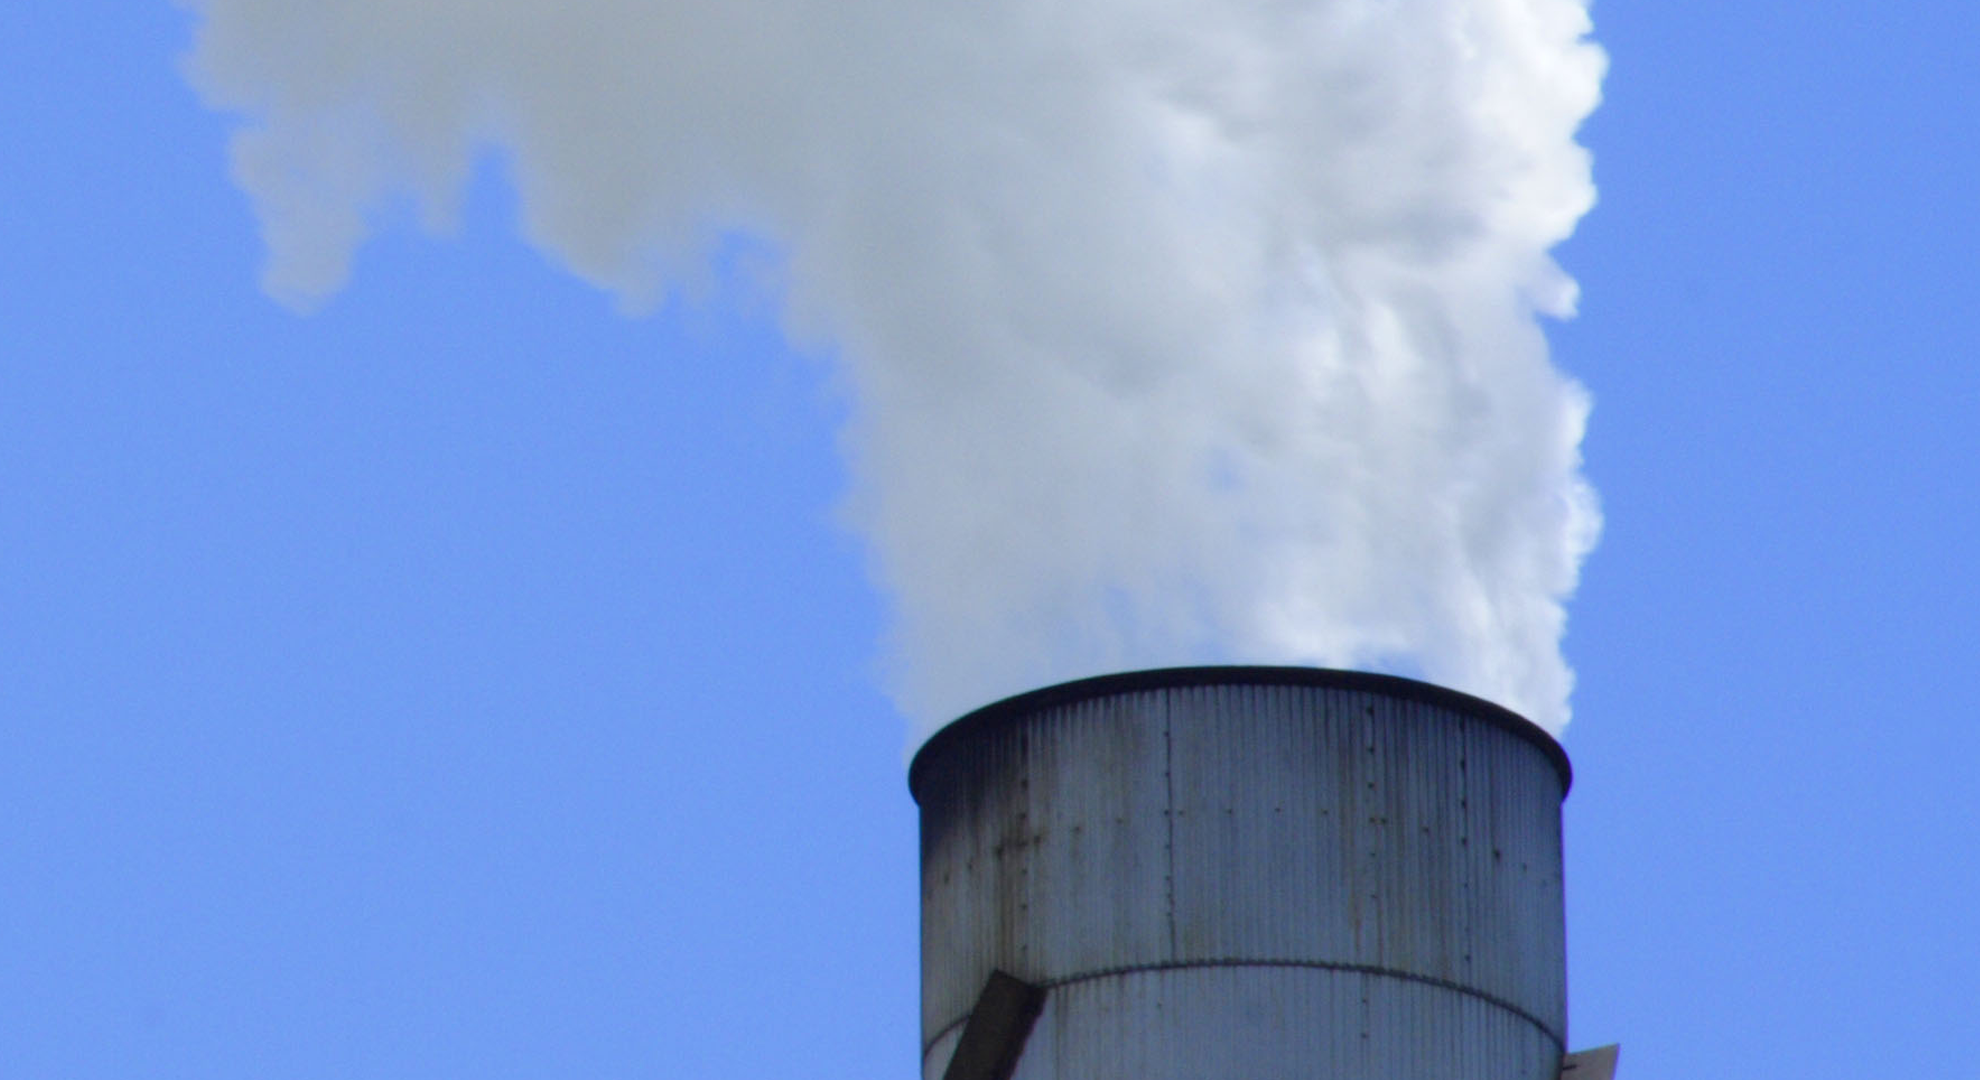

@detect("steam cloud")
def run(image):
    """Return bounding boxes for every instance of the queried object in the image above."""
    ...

[182,0,1605,737]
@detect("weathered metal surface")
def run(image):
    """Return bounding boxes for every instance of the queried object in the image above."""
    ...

[1011,968,1562,1080]
[912,667,1570,1080]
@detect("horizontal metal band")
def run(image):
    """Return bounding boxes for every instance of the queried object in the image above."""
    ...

[925,958,1564,1060]
[908,666,1572,801]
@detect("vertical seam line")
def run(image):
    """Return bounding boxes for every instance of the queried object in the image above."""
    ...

[1163,690,1178,959]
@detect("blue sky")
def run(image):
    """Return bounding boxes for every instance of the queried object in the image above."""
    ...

[4,3,1977,1078]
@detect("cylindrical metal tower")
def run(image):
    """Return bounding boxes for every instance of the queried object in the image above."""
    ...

[909,667,1572,1080]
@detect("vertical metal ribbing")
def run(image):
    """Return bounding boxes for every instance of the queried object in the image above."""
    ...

[1161,692,1177,961]
[912,667,1571,1080]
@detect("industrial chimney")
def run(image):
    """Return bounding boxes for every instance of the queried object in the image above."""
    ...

[909,666,1612,1080]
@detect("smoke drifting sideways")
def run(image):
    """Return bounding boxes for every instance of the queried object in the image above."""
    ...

[181,0,1606,739]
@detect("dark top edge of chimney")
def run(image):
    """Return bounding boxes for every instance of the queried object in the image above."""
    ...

[907,665,1571,804]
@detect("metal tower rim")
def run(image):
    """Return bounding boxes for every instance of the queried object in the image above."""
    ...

[907,665,1572,803]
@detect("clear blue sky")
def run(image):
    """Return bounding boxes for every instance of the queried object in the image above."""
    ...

[4,3,1976,1078]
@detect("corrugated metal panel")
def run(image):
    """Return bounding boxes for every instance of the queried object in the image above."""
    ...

[1007,968,1561,1080]
[915,667,1569,1080]
[918,688,1175,1040]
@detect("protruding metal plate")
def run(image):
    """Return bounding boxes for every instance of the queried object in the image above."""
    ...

[941,971,1046,1080]
[1561,1044,1620,1080]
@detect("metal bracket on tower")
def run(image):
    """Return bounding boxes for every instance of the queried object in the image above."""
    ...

[1561,1044,1621,1080]
[940,971,1047,1080]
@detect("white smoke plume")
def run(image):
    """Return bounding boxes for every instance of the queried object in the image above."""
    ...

[181,0,1605,737]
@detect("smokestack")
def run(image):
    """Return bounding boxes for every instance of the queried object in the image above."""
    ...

[910,666,1596,1080]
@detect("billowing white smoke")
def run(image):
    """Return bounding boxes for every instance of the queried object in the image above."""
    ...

[182,0,1605,737]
